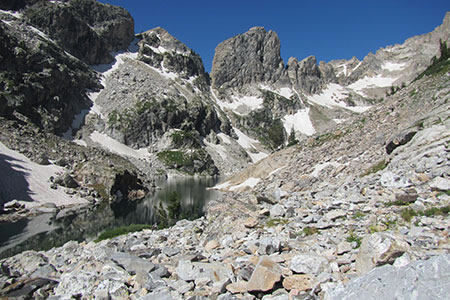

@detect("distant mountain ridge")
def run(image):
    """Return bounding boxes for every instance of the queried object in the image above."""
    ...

[0,1,449,179]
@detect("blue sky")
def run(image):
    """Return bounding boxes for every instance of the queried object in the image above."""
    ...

[99,0,449,72]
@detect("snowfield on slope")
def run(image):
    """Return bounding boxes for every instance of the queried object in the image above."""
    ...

[0,142,88,208]
[89,131,151,160]
[282,108,316,136]
[233,128,268,163]
[307,83,371,112]
[348,75,397,97]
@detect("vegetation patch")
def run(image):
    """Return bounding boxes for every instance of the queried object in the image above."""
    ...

[95,224,152,242]
[312,129,348,147]
[302,226,320,236]
[400,205,450,222]
[90,183,109,200]
[415,39,450,81]
[157,150,193,168]
[400,208,418,222]
[171,130,201,148]
[346,230,362,248]
[266,218,289,228]
[352,211,366,219]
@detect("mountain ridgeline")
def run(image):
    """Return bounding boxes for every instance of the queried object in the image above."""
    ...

[1,1,450,299]
[0,0,449,179]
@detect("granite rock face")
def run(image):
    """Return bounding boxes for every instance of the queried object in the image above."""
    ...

[286,56,336,94]
[211,26,287,91]
[24,0,135,65]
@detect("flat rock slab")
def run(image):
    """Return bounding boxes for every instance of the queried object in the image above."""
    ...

[325,254,450,300]
[110,252,156,275]
[247,256,282,292]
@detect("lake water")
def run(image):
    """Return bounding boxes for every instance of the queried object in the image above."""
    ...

[0,176,221,259]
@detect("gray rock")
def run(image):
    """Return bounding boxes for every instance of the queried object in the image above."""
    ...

[290,253,330,275]
[162,247,181,257]
[175,260,196,281]
[325,210,347,221]
[110,252,156,275]
[429,176,450,191]
[139,288,174,300]
[270,204,285,217]
[355,232,411,275]
[258,237,282,255]
[380,171,411,188]
[325,255,450,300]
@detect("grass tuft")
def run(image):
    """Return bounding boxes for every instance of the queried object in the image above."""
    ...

[95,224,152,242]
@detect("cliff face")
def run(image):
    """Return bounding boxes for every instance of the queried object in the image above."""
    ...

[23,0,135,65]
[211,26,287,91]
[0,11,99,134]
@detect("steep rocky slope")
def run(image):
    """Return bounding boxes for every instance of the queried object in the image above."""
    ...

[77,27,256,176]
[0,1,146,213]
[1,55,448,299]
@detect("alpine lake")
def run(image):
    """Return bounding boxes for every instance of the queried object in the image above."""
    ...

[0,176,221,259]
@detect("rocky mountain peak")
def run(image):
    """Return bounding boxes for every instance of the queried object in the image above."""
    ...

[210,26,286,90]
[137,27,208,83]
[140,27,190,55]
[287,55,336,94]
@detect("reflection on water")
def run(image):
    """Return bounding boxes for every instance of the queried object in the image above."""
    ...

[0,176,221,259]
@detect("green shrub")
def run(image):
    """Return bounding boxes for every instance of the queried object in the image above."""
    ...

[401,208,418,222]
[346,230,362,248]
[95,224,152,242]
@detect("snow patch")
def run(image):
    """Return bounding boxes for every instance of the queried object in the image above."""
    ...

[229,177,260,191]
[307,83,371,112]
[279,87,294,98]
[89,131,150,160]
[211,88,263,115]
[29,26,51,41]
[146,44,168,54]
[233,127,268,163]
[382,62,406,72]
[218,133,232,145]
[62,108,90,140]
[348,75,397,97]
[307,83,348,108]
[267,166,287,177]
[282,108,315,136]
[259,84,294,99]
[0,142,88,208]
